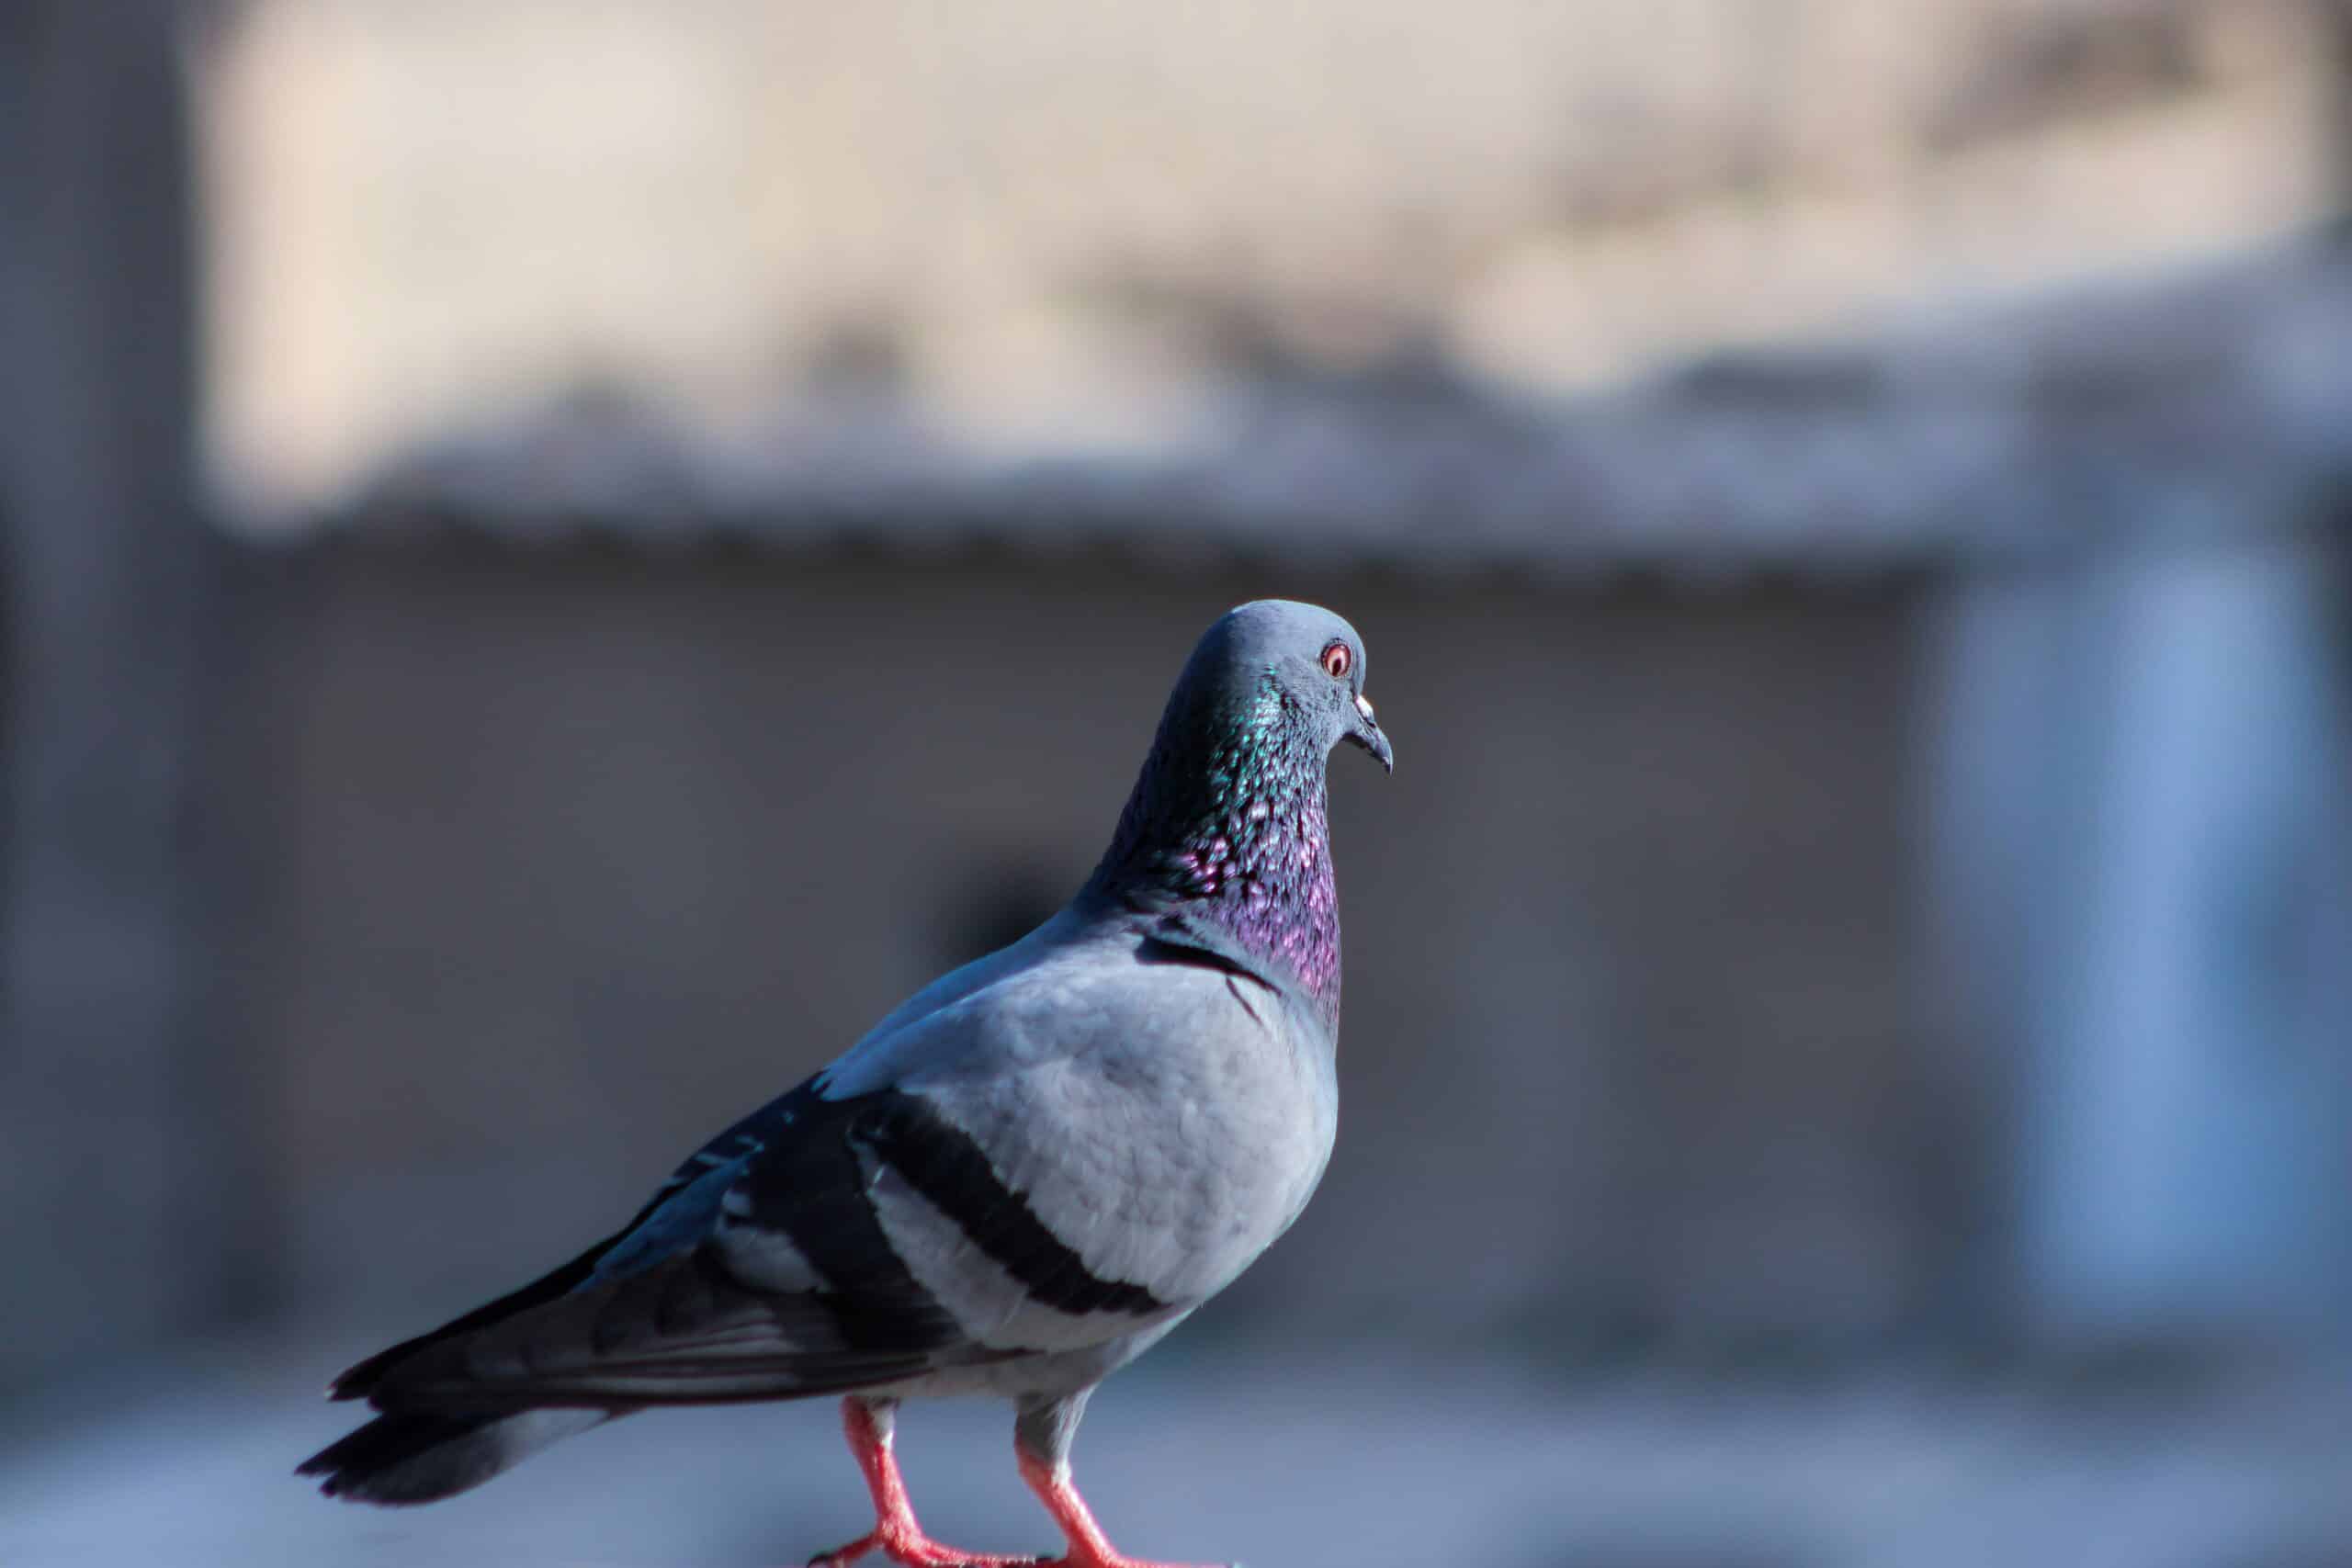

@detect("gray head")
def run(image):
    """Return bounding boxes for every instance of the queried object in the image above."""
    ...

[1162,600,1392,776]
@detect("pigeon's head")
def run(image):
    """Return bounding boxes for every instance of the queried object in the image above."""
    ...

[1178,599,1392,774]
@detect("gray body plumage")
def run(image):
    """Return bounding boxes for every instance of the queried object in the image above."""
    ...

[300,600,1386,1537]
[828,912,1340,1345]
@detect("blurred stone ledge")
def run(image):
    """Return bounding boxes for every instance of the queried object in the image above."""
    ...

[241,230,2352,581]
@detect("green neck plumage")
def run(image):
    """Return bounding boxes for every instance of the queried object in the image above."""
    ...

[1086,672,1342,1014]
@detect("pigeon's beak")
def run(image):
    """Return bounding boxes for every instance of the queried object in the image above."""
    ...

[1344,692,1393,773]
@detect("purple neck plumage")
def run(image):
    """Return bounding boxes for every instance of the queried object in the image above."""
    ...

[1085,675,1342,1021]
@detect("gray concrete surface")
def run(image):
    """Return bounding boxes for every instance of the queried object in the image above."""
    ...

[3,1326,2348,1567]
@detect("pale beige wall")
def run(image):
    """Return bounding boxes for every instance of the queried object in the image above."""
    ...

[198,1,2339,507]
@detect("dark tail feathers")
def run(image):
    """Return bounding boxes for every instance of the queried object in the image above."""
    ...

[298,1408,612,1506]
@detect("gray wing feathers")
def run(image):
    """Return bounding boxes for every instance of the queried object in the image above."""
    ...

[368,1245,988,1412]
[300,1409,610,1505]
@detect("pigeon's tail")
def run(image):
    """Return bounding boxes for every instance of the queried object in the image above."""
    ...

[298,1407,613,1506]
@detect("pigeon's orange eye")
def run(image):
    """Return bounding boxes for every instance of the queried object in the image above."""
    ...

[1319,641,1352,680]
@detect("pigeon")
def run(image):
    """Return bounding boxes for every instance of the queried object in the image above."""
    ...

[299,599,1392,1568]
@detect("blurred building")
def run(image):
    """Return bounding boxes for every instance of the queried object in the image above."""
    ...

[199,0,2348,509]
[3,0,2350,1401]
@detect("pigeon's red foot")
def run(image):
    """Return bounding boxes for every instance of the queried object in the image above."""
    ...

[1018,1452,1222,1568]
[817,1399,1223,1568]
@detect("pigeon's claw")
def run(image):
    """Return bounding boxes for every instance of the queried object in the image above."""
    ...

[806,1531,1038,1568]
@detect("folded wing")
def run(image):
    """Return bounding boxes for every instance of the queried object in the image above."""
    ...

[341,1080,997,1415]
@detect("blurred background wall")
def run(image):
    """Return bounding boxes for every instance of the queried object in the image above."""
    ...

[3,2,2350,1563]
[195,0,2346,509]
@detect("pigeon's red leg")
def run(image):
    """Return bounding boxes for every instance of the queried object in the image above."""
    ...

[1016,1451,1217,1568]
[808,1398,1040,1568]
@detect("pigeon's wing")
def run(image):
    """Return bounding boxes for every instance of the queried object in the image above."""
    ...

[344,1078,1012,1413]
[323,1086,824,1404]
[322,1166,719,1401]
[323,926,1092,1410]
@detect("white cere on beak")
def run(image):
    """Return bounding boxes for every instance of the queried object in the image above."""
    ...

[1354,694,1376,723]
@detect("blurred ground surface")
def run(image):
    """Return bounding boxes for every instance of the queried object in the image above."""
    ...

[2,1325,2347,1568]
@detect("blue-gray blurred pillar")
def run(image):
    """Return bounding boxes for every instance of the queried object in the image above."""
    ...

[0,1,224,1383]
[1928,516,2352,1347]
